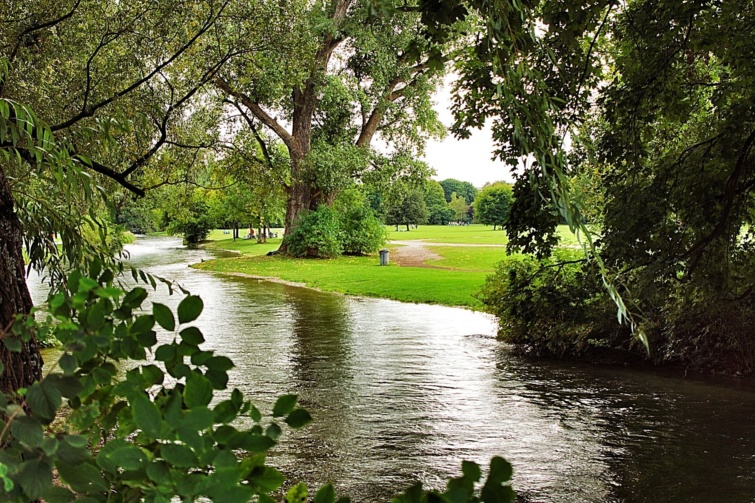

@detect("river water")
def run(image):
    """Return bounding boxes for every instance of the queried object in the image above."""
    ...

[28,236,755,502]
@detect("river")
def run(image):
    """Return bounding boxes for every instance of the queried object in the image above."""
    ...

[28,236,755,502]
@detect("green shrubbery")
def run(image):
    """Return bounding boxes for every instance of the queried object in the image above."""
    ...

[0,265,515,502]
[283,205,344,258]
[283,191,386,258]
[477,250,632,357]
[168,201,214,245]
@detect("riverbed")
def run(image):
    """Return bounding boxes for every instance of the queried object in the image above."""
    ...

[28,236,755,502]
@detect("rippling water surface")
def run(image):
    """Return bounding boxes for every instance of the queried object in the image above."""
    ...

[28,237,755,502]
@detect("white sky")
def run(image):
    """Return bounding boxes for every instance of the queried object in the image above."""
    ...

[422,80,516,188]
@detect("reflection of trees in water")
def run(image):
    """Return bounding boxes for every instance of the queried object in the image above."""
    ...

[494,354,755,502]
[285,288,354,389]
[280,287,357,490]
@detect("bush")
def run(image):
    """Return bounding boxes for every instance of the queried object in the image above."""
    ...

[283,205,343,258]
[167,201,214,244]
[339,204,386,255]
[0,265,516,502]
[477,250,630,357]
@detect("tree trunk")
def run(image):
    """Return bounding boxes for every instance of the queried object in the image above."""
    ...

[0,166,43,394]
[279,151,314,252]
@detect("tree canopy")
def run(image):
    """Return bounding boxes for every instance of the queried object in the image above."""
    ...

[474,182,513,230]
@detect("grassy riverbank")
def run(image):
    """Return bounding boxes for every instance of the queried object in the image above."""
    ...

[193,224,581,309]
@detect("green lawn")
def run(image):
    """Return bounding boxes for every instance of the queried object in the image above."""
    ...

[196,224,587,308]
[386,223,585,247]
[425,246,515,272]
[193,254,489,309]
[386,224,510,244]
[204,229,284,256]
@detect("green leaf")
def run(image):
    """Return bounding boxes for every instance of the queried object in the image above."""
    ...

[77,277,99,293]
[205,369,229,390]
[10,415,43,448]
[233,432,276,452]
[106,444,148,471]
[180,326,205,346]
[265,423,282,441]
[41,485,75,503]
[205,355,234,372]
[154,344,176,362]
[57,460,108,493]
[59,353,77,375]
[87,298,109,329]
[63,435,89,449]
[141,364,165,386]
[185,372,213,408]
[160,443,197,468]
[16,459,52,500]
[177,295,203,324]
[131,392,161,439]
[146,460,172,485]
[285,408,312,428]
[3,337,21,352]
[249,466,285,492]
[131,314,156,336]
[287,482,308,503]
[461,460,481,481]
[46,374,83,398]
[486,456,513,485]
[152,303,175,331]
[181,406,215,431]
[26,379,62,423]
[272,394,298,417]
[314,484,337,503]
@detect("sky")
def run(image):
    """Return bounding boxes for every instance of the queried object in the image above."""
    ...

[421,80,516,188]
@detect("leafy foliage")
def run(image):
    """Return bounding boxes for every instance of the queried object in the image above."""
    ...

[167,199,214,245]
[438,179,477,205]
[424,181,455,225]
[0,267,312,502]
[283,205,344,258]
[473,183,513,230]
[334,189,387,255]
[477,251,632,357]
[385,190,429,230]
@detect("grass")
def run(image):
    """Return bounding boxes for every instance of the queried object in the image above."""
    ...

[386,224,510,244]
[386,223,584,247]
[193,254,489,309]
[195,224,587,309]
[424,246,514,272]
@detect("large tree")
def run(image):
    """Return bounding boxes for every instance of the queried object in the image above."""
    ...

[214,0,447,251]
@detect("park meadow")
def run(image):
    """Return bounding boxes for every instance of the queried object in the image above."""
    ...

[194,224,582,309]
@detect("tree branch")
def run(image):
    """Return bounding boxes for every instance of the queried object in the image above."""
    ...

[50,0,230,132]
[215,77,297,151]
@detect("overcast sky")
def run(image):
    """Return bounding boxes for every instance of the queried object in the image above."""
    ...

[421,80,516,188]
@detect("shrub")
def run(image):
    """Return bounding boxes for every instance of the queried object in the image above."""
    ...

[283,205,343,258]
[168,201,214,244]
[477,250,629,357]
[337,202,385,257]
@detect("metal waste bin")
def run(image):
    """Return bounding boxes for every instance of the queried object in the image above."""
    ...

[379,248,389,266]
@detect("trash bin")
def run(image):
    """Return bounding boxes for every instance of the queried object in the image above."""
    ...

[379,249,389,266]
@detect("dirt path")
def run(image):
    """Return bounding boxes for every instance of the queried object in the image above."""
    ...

[389,241,444,268]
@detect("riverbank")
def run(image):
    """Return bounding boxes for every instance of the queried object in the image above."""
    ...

[191,226,530,309]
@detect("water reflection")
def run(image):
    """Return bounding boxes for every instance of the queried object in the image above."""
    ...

[26,237,755,502]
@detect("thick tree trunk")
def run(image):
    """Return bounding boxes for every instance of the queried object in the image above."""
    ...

[0,166,43,394]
